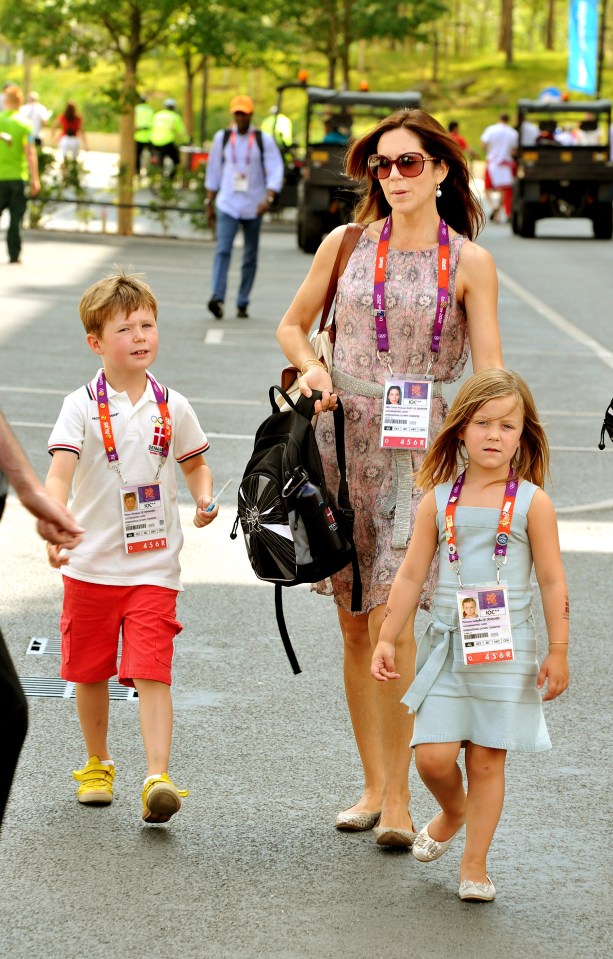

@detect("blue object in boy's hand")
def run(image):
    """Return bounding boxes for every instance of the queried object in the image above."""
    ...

[205,478,232,512]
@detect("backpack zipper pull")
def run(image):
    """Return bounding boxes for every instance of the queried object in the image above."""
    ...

[230,512,239,540]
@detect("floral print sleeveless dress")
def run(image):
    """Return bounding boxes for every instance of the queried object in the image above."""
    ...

[314,229,469,613]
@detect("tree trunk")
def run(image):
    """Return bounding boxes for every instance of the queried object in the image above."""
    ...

[200,56,209,146]
[454,0,462,57]
[432,26,439,82]
[327,56,337,88]
[341,0,351,89]
[117,59,137,237]
[545,0,555,50]
[499,0,513,64]
[327,1,338,88]
[183,53,194,140]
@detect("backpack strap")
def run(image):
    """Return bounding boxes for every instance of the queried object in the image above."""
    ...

[221,127,266,178]
[274,584,302,675]
[318,223,365,339]
[332,399,362,613]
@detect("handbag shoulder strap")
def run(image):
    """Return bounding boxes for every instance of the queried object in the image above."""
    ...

[318,223,365,335]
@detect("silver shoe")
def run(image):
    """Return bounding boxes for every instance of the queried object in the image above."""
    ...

[459,875,496,901]
[373,826,417,848]
[412,819,462,862]
[335,809,381,831]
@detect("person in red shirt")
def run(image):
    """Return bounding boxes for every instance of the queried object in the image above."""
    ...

[448,121,477,161]
[52,101,88,162]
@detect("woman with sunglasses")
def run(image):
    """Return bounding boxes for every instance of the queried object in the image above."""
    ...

[277,109,503,846]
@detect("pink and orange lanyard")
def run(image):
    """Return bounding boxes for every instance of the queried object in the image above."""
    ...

[373,215,450,374]
[445,469,518,585]
[229,129,255,174]
[95,371,172,482]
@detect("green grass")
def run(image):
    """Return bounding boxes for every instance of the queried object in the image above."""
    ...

[8,45,612,152]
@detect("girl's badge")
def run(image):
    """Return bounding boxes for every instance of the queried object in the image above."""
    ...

[457,586,514,665]
[121,482,168,554]
[380,375,434,450]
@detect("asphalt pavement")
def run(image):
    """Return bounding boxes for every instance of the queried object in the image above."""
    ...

[0,208,611,959]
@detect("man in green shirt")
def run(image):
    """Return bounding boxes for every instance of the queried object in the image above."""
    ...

[0,85,40,263]
[134,94,154,175]
[150,98,189,178]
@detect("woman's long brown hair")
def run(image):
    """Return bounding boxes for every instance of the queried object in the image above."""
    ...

[346,109,485,240]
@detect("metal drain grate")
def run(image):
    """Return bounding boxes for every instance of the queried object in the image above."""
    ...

[27,637,61,656]
[20,677,138,701]
[27,637,124,658]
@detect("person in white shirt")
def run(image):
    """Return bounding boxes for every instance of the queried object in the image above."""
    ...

[45,270,218,824]
[205,95,284,320]
[519,119,539,146]
[18,91,52,146]
[480,114,519,222]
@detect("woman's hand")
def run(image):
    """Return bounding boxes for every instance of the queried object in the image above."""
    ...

[298,367,338,412]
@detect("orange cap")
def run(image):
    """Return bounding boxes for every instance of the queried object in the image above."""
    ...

[230,95,254,115]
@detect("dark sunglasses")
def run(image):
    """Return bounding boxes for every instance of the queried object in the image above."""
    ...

[367,152,437,180]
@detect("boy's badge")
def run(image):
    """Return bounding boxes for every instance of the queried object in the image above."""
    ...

[121,482,168,554]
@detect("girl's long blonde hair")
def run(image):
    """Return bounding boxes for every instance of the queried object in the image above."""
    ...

[418,369,550,490]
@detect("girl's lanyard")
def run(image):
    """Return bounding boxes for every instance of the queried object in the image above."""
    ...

[376,216,449,450]
[373,215,449,377]
[229,130,255,190]
[95,371,172,484]
[446,469,518,665]
[445,469,518,586]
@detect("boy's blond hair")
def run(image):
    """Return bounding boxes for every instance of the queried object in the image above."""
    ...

[418,369,550,491]
[79,269,158,338]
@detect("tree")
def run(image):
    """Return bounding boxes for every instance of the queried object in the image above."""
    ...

[171,1,280,144]
[499,0,514,64]
[0,0,183,235]
[277,0,446,90]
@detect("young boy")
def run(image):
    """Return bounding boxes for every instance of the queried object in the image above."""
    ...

[45,270,217,824]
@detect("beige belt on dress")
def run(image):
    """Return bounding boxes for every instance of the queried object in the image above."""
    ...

[331,365,443,550]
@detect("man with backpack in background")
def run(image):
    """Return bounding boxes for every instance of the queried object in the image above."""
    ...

[205,95,284,321]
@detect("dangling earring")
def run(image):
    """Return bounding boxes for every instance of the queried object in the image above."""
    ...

[435,183,442,198]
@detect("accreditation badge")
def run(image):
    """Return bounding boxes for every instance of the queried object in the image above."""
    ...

[380,376,434,450]
[120,482,168,554]
[456,584,514,665]
[232,171,248,192]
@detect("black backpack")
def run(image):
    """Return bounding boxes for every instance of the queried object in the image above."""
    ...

[231,386,361,674]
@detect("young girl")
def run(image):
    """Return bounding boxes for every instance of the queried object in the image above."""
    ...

[371,369,569,902]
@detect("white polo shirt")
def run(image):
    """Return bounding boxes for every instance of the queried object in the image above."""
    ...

[48,370,209,591]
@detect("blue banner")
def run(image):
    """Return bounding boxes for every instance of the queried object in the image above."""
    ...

[568,0,599,95]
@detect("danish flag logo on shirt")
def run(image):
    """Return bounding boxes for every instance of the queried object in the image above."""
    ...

[149,417,166,454]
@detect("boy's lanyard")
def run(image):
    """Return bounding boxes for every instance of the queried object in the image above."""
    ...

[229,129,255,174]
[95,371,172,483]
[373,215,450,375]
[445,469,518,585]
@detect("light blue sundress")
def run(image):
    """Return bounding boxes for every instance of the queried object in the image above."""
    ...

[403,480,551,753]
